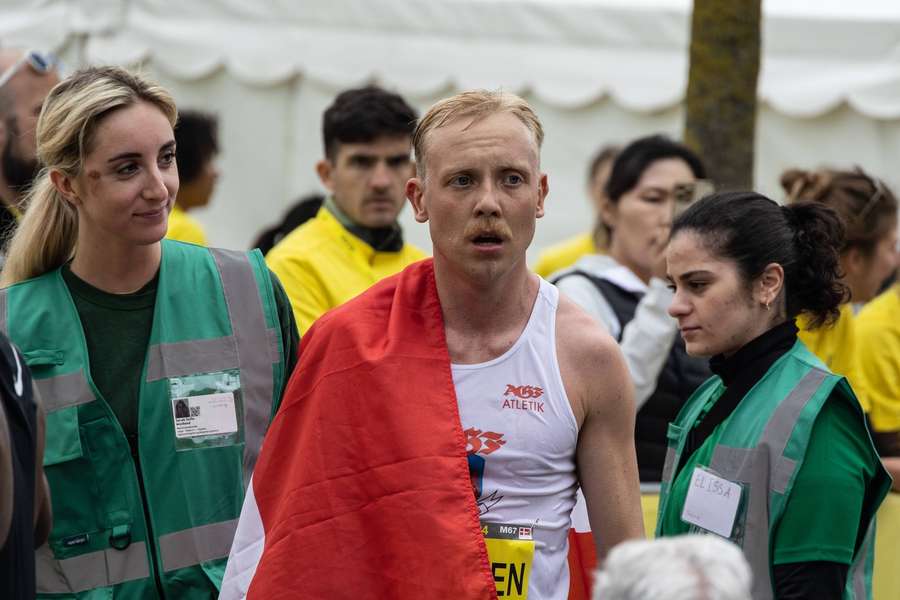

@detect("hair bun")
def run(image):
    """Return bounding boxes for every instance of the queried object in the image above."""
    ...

[781,168,834,204]
[780,169,811,200]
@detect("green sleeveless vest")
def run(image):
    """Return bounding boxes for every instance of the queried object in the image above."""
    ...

[656,340,890,600]
[0,241,286,598]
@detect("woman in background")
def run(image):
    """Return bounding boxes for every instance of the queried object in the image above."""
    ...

[784,167,900,490]
[553,134,710,482]
[783,168,898,411]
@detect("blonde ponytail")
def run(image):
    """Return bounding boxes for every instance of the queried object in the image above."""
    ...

[1,176,77,286]
[0,66,176,287]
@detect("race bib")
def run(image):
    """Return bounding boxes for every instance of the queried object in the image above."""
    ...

[481,522,534,599]
[681,466,742,538]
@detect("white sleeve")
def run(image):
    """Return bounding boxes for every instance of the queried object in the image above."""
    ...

[554,273,621,338]
[618,278,679,410]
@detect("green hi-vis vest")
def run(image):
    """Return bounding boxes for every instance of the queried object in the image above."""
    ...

[0,241,286,598]
[656,340,891,600]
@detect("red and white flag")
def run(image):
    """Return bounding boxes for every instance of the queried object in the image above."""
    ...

[219,260,599,599]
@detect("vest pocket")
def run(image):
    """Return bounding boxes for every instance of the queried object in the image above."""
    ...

[44,406,83,466]
[47,416,136,561]
[43,419,112,562]
[79,417,135,547]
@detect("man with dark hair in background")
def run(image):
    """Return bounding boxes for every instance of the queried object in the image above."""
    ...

[0,49,59,254]
[266,86,426,334]
[0,332,51,599]
[166,110,220,245]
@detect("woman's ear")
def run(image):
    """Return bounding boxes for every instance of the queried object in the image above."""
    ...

[757,262,785,307]
[600,199,618,234]
[49,170,80,206]
[840,246,866,281]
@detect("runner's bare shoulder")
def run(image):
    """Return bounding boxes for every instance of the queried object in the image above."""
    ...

[555,294,632,425]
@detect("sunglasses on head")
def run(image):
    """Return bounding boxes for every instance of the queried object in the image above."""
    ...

[855,176,885,224]
[0,50,58,89]
[672,179,715,216]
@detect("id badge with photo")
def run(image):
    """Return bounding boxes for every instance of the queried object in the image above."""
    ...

[169,369,243,452]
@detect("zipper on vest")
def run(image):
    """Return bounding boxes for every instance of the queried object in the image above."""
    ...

[128,433,166,599]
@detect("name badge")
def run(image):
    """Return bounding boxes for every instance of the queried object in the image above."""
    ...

[172,392,238,440]
[681,466,742,538]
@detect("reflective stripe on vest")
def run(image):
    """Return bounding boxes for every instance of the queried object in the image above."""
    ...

[144,248,280,485]
[34,502,238,591]
[35,541,150,594]
[703,369,826,600]
[34,370,96,412]
[158,518,239,572]
[210,248,280,483]
[146,337,240,380]
[849,520,875,599]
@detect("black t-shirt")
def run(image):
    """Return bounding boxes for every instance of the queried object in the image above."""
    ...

[0,332,37,600]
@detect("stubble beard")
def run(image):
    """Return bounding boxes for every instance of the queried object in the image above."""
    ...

[2,120,40,199]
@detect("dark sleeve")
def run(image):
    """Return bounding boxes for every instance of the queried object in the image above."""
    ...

[866,416,900,456]
[267,269,300,389]
[773,561,848,600]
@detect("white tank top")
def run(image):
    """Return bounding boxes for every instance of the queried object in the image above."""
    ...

[452,279,579,600]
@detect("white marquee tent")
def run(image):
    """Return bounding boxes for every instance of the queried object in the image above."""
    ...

[3,0,900,258]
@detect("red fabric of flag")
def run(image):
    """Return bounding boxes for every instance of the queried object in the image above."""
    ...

[244,259,497,599]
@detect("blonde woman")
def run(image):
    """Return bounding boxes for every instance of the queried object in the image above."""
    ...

[0,67,297,597]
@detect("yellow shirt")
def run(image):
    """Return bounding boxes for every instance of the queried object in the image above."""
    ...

[856,287,900,431]
[533,233,597,278]
[798,304,870,412]
[165,206,208,246]
[266,207,427,334]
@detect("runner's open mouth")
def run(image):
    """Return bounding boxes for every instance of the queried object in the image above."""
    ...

[473,235,503,245]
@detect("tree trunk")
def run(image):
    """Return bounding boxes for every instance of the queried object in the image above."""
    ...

[684,0,761,191]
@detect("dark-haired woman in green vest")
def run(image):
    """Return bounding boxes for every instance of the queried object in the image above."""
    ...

[0,67,298,598]
[658,191,890,600]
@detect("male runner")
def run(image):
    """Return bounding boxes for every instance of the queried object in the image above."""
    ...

[221,90,643,599]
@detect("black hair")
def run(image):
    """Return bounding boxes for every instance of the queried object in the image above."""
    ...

[251,193,325,255]
[174,110,219,184]
[600,135,706,241]
[322,86,417,160]
[671,191,848,328]
[605,135,706,203]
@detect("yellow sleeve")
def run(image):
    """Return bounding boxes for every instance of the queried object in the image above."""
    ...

[798,306,871,412]
[856,291,900,431]
[166,210,208,246]
[533,233,595,278]
[265,252,331,336]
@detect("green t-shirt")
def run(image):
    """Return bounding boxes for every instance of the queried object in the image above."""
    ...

[660,389,877,565]
[62,264,299,441]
